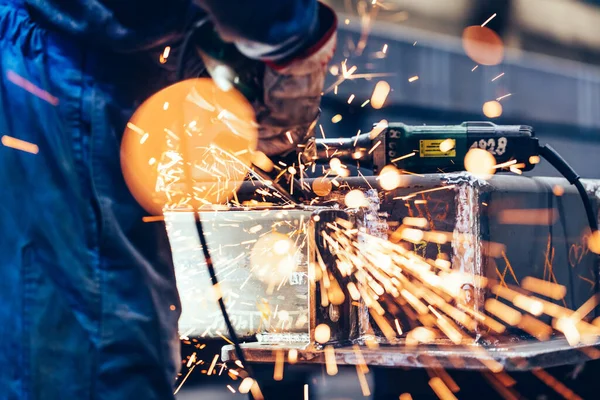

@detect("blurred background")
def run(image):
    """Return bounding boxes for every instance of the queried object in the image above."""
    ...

[318,0,600,179]
[179,1,600,398]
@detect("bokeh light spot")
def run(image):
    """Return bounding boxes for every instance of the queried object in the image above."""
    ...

[250,232,298,285]
[345,189,368,208]
[315,324,331,344]
[121,78,257,215]
[462,26,505,66]
[483,100,503,118]
[379,165,403,191]
[312,177,333,197]
[464,148,496,178]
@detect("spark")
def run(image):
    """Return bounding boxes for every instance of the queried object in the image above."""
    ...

[315,323,332,343]
[345,189,367,208]
[356,364,371,396]
[481,13,497,27]
[218,362,227,376]
[485,298,521,326]
[286,131,294,144]
[403,217,428,228]
[589,231,600,254]
[324,345,338,375]
[393,184,456,200]
[227,385,236,393]
[217,333,234,345]
[353,130,362,146]
[239,378,254,394]
[207,354,219,376]
[494,159,517,170]
[1,135,39,154]
[391,152,416,163]
[6,71,59,105]
[491,72,505,82]
[496,93,512,101]
[173,363,198,395]
[408,75,419,83]
[394,318,403,335]
[439,139,455,153]
[288,349,298,364]
[497,208,557,225]
[347,94,356,104]
[331,114,343,123]
[532,369,582,400]
[304,384,309,400]
[472,65,479,72]
[273,350,284,381]
[369,119,388,139]
[522,277,566,300]
[371,81,391,109]
[429,377,457,400]
[368,140,382,154]
[361,99,371,107]
[382,44,388,53]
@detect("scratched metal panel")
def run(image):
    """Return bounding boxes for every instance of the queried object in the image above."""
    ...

[166,209,313,340]
[322,174,600,344]
[480,176,600,320]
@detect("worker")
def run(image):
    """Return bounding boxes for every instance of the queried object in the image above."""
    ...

[0,1,336,399]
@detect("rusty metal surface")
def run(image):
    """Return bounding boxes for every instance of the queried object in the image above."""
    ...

[222,339,600,371]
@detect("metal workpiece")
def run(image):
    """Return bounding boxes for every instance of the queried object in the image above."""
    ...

[221,338,600,371]
[166,208,315,341]
[169,173,600,369]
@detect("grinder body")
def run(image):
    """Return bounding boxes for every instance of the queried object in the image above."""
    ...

[315,121,539,174]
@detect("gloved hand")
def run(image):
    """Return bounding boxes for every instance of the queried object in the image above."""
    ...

[193,1,337,158]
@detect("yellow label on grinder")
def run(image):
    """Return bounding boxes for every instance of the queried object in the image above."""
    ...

[419,139,456,158]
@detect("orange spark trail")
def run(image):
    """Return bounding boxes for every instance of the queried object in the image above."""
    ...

[6,71,59,105]
[1,135,39,154]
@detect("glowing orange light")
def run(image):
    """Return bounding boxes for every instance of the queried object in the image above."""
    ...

[312,177,333,197]
[329,157,342,171]
[483,101,503,118]
[589,231,600,254]
[462,26,505,66]
[345,189,367,208]
[1,135,39,154]
[121,78,257,214]
[288,349,298,364]
[464,148,496,177]
[371,81,390,109]
[379,164,403,191]
[250,232,298,285]
[315,324,331,344]
[529,155,540,164]
[439,138,455,153]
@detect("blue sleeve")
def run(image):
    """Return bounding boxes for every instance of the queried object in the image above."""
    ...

[194,0,319,62]
[25,0,203,52]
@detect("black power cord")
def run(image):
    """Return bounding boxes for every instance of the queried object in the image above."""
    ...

[538,144,598,233]
[175,22,259,397]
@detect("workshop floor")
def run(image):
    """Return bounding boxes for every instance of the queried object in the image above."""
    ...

[175,361,600,399]
[176,368,370,400]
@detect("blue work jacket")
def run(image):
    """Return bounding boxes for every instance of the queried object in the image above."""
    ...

[0,0,318,398]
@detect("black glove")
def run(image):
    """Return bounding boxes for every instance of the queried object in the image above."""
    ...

[194,2,337,157]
